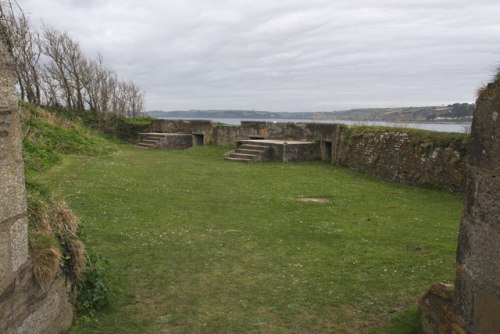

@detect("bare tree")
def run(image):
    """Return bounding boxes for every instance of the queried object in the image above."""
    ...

[41,27,75,108]
[1,0,145,118]
[0,0,42,104]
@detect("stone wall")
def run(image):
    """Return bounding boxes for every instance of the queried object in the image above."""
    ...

[452,93,500,333]
[335,128,467,192]
[0,39,73,334]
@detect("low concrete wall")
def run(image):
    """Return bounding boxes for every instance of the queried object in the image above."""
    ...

[211,125,241,147]
[156,134,193,149]
[240,121,339,142]
[150,119,467,192]
[151,119,213,144]
[268,142,321,162]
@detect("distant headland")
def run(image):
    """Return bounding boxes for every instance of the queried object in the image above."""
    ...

[147,103,474,123]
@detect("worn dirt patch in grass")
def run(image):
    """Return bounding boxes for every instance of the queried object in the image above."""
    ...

[296,197,331,204]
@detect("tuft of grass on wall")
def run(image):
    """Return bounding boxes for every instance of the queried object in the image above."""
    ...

[478,66,500,98]
[28,230,62,289]
[26,180,84,285]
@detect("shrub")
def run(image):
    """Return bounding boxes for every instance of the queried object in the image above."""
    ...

[76,253,109,315]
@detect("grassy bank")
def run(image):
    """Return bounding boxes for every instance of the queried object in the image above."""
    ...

[40,145,462,333]
[19,103,118,298]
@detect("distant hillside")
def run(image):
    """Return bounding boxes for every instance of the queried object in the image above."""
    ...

[147,109,314,119]
[322,103,474,122]
[148,103,474,123]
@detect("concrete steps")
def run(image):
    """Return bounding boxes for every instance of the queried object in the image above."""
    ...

[225,142,270,162]
[135,133,164,149]
[136,142,155,148]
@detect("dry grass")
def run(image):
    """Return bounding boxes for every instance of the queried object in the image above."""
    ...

[29,231,62,290]
[28,193,86,286]
[20,104,75,129]
[52,201,80,234]
[69,238,86,282]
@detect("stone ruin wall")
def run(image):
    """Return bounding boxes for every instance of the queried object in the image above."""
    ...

[152,119,468,192]
[0,39,73,334]
[335,130,467,192]
[418,85,500,334]
[452,93,500,333]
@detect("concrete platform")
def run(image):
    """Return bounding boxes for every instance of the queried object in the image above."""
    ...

[232,139,321,162]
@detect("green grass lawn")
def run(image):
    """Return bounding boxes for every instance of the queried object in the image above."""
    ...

[42,145,462,333]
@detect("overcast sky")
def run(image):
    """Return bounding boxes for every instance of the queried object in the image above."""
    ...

[19,0,500,112]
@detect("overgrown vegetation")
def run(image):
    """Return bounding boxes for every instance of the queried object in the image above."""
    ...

[76,253,109,315]
[40,145,462,333]
[479,66,500,97]
[26,181,84,288]
[79,111,153,141]
[20,101,117,175]
[20,102,114,313]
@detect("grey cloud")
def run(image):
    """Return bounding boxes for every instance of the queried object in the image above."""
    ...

[20,0,500,111]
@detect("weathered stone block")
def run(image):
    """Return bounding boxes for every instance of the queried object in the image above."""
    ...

[0,265,73,334]
[0,164,27,224]
[419,283,465,334]
[475,288,500,334]
[453,266,477,331]
[0,107,23,167]
[462,168,500,229]
[0,217,28,291]
[0,224,10,284]
[10,217,28,272]
[0,42,18,110]
[456,220,500,288]
[468,97,500,170]
[14,284,73,334]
